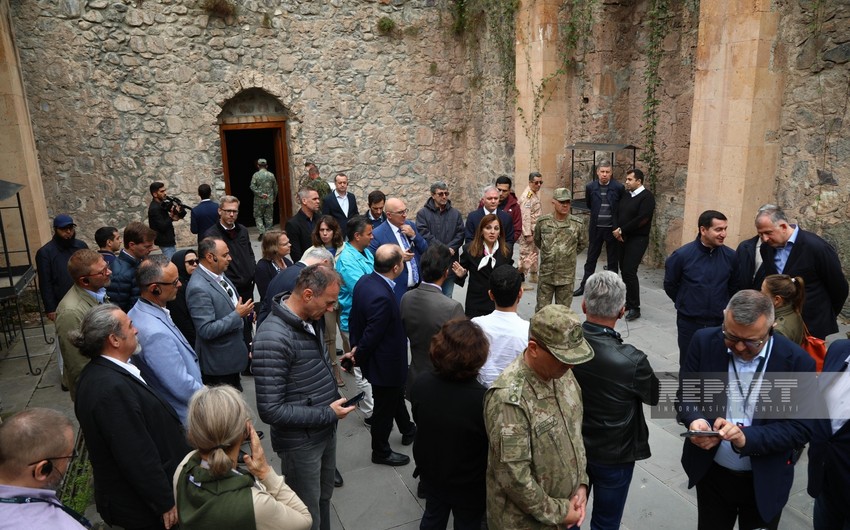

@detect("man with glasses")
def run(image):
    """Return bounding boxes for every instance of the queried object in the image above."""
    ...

[73,304,190,530]
[36,214,88,322]
[369,197,428,304]
[664,210,739,366]
[465,185,516,247]
[129,255,202,425]
[0,408,89,529]
[518,172,543,288]
[415,181,464,297]
[677,289,817,530]
[56,249,112,400]
[187,237,254,390]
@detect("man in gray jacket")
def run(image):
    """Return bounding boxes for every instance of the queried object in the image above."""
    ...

[415,181,464,297]
[253,264,355,530]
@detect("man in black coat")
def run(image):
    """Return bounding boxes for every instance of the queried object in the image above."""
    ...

[321,173,359,230]
[286,188,322,262]
[147,182,184,260]
[35,214,88,321]
[612,168,655,321]
[73,304,189,530]
[755,204,848,339]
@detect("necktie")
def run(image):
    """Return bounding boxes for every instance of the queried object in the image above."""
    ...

[398,228,419,284]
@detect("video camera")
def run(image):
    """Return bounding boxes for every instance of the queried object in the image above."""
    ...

[161,195,190,219]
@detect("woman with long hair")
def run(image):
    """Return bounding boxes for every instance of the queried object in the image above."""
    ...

[455,214,529,318]
[761,274,806,345]
[410,319,489,529]
[168,249,198,346]
[255,230,293,302]
[174,385,312,530]
[311,215,345,385]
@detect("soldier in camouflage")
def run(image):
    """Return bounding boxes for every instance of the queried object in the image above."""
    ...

[250,158,278,240]
[297,163,332,202]
[519,171,543,288]
[484,304,593,530]
[533,188,588,312]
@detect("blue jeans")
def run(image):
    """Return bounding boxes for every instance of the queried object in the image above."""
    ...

[586,461,635,530]
[814,491,850,530]
[160,246,176,260]
[278,433,337,530]
[441,278,455,298]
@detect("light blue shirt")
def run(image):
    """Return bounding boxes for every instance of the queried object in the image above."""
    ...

[774,225,799,274]
[83,287,108,304]
[336,242,375,332]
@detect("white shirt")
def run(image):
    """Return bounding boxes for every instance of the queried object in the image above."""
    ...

[335,191,349,217]
[473,310,530,388]
[630,185,645,197]
[392,224,416,287]
[198,264,238,306]
[103,355,147,384]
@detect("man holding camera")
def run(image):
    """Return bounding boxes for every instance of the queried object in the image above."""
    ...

[148,182,185,260]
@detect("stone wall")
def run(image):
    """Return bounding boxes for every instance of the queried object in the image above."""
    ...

[11,0,513,247]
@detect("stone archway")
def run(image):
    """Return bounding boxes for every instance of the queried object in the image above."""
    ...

[218,88,293,225]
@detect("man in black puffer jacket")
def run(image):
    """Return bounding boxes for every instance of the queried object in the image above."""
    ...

[253,264,355,530]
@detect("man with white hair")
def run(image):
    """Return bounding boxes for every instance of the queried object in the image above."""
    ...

[464,185,516,246]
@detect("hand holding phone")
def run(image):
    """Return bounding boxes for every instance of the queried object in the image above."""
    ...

[342,391,366,408]
[681,430,721,437]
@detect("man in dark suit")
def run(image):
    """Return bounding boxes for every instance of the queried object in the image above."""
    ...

[677,290,817,530]
[186,237,254,390]
[321,173,359,230]
[464,185,515,246]
[755,204,848,339]
[347,244,416,467]
[72,304,190,530]
[400,243,465,395]
[368,197,428,305]
[808,339,850,529]
[575,160,624,296]
[286,188,321,262]
[190,184,219,245]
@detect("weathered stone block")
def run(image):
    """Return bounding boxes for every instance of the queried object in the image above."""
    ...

[823,43,850,64]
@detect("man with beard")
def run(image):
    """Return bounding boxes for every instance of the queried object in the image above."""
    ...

[36,214,88,322]
[0,408,89,529]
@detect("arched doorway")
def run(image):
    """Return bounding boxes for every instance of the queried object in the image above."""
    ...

[218,89,293,227]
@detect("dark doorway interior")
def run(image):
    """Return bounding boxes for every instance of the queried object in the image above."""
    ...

[223,129,280,228]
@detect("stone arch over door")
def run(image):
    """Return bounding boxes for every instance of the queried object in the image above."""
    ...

[218,88,293,226]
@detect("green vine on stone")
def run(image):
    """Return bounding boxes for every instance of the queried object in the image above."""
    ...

[640,0,668,193]
[557,0,596,71]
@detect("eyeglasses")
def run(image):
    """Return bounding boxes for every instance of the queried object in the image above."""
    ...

[184,259,199,266]
[721,323,769,351]
[81,265,110,279]
[146,279,180,288]
[388,209,408,216]
[221,209,239,215]
[28,449,78,466]
[531,180,543,185]
[434,191,449,197]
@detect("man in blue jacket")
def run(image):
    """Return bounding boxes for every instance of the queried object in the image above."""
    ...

[664,210,739,366]
[575,161,624,296]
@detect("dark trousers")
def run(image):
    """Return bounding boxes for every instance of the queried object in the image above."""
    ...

[278,433,336,530]
[581,227,619,285]
[813,474,850,530]
[587,460,635,530]
[419,480,484,530]
[695,463,780,530]
[371,384,414,457]
[619,235,649,310]
[677,315,723,367]
[202,372,242,392]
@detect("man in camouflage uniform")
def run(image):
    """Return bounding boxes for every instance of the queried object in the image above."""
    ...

[533,188,587,312]
[250,158,277,240]
[484,304,592,530]
[298,162,332,202]
[519,171,543,289]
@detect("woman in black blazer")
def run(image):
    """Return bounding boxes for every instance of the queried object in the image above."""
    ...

[254,230,293,302]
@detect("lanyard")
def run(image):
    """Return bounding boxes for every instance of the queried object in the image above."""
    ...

[729,338,772,409]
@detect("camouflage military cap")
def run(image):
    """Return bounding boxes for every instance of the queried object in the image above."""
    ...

[530,304,593,365]
[257,158,267,166]
[553,188,572,201]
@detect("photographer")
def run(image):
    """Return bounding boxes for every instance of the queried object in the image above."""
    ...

[148,182,186,259]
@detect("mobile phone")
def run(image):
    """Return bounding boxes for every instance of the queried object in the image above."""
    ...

[237,439,252,463]
[680,430,721,437]
[342,391,365,408]
[340,357,354,373]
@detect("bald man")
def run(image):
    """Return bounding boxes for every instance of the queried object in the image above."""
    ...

[368,198,428,305]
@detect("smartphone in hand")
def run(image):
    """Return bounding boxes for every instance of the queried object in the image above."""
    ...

[342,391,366,408]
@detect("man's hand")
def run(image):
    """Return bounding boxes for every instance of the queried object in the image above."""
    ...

[46,312,56,322]
[613,228,624,243]
[162,506,178,529]
[399,224,415,239]
[449,248,456,256]
[236,297,255,318]
[330,396,356,419]
[715,417,746,448]
[688,419,722,450]
[402,249,414,262]
[564,484,588,527]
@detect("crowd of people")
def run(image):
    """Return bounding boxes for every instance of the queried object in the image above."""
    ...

[3,160,849,530]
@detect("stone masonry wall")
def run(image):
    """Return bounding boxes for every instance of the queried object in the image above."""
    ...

[11,0,513,247]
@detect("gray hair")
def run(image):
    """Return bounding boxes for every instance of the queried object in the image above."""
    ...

[294,264,342,296]
[755,204,787,225]
[584,271,626,318]
[219,194,239,206]
[482,184,498,197]
[297,188,316,202]
[430,181,448,194]
[68,304,125,359]
[529,171,542,181]
[136,254,170,287]
[0,408,73,476]
[301,246,334,265]
[726,290,775,328]
[597,160,612,169]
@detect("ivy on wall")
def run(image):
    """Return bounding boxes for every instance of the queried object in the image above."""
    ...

[640,0,669,194]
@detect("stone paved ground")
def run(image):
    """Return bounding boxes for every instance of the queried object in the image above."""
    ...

[1,233,846,529]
